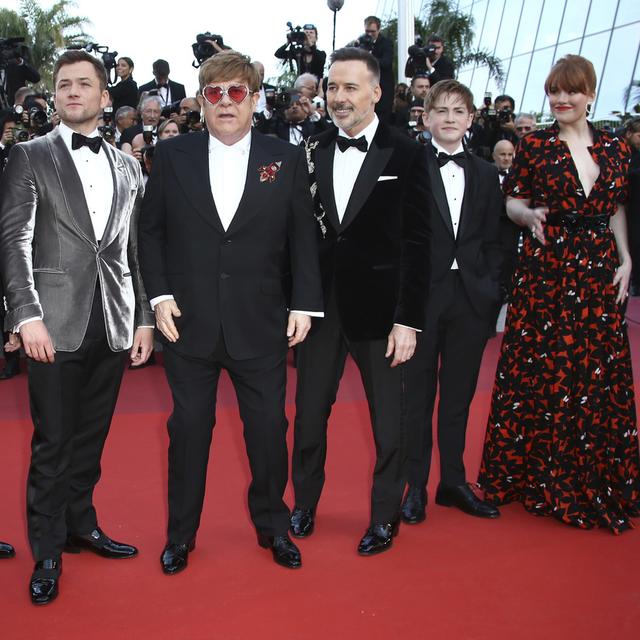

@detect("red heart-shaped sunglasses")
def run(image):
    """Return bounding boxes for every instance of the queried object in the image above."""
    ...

[203,84,254,106]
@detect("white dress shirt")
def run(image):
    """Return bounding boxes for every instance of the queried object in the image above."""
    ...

[333,115,379,223]
[156,84,172,107]
[431,138,465,269]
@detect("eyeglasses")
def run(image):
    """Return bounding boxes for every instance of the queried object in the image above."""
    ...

[202,84,253,106]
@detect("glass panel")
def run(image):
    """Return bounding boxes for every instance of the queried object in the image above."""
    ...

[594,23,640,118]
[578,30,610,82]
[535,0,564,49]
[494,0,523,59]
[457,67,474,88]
[504,53,533,108]
[512,0,545,55]
[558,0,589,42]
[616,0,640,26]
[478,0,506,53]
[470,65,491,105]
[470,0,489,50]
[585,0,615,35]
[521,47,555,115]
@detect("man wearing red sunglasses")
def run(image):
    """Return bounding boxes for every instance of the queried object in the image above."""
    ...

[139,50,322,573]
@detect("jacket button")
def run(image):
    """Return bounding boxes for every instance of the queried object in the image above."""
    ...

[220,273,230,279]
[337,236,345,243]
[224,239,232,244]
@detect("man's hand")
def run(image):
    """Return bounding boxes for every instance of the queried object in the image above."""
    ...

[20,320,55,363]
[154,299,182,342]
[385,325,417,368]
[287,312,311,347]
[0,125,15,147]
[130,327,154,366]
[4,332,21,352]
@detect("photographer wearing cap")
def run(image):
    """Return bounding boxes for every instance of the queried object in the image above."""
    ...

[275,23,326,80]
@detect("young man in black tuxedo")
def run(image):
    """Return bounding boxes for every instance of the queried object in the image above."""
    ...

[290,47,431,555]
[401,80,503,525]
[137,59,186,107]
[139,51,323,574]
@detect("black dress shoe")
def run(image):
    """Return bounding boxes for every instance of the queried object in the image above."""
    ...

[30,558,61,606]
[357,521,399,556]
[435,483,500,519]
[65,527,138,558]
[290,507,315,538]
[0,540,15,558]
[160,540,195,575]
[401,486,427,524]
[0,359,20,380]
[257,533,301,569]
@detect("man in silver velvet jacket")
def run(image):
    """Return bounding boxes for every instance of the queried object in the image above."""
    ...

[0,50,154,606]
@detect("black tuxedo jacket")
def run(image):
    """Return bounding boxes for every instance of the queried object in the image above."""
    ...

[425,146,503,320]
[310,124,431,341]
[138,129,323,360]
[137,79,186,103]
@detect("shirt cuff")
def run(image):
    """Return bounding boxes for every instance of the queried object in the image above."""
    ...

[291,310,324,318]
[15,316,42,332]
[149,295,174,309]
[394,323,421,333]
[136,326,155,329]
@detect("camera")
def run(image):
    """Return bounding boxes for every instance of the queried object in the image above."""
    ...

[286,22,306,49]
[192,32,225,68]
[265,87,300,111]
[142,124,155,145]
[0,36,25,67]
[98,106,116,143]
[356,33,375,52]
[407,36,436,77]
[69,43,118,84]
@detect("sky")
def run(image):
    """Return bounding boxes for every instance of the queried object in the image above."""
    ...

[3,0,389,95]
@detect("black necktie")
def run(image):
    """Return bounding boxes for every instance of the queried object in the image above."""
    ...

[437,151,466,168]
[71,132,102,154]
[336,135,368,153]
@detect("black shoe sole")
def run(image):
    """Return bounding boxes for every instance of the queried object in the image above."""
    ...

[64,542,138,558]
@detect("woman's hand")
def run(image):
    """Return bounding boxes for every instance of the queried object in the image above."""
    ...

[613,259,632,304]
[524,206,549,245]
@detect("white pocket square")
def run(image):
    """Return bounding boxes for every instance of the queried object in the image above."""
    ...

[377,175,398,182]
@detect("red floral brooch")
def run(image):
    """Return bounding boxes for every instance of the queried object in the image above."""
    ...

[258,161,282,183]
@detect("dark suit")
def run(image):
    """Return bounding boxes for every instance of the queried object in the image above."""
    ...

[138,130,322,542]
[404,145,503,489]
[371,36,394,123]
[137,79,186,105]
[108,76,139,114]
[256,115,327,143]
[292,124,431,524]
[2,60,40,105]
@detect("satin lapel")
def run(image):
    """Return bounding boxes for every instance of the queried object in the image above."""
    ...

[171,132,224,234]
[426,152,455,238]
[457,153,477,240]
[47,128,97,246]
[99,142,127,249]
[315,140,340,230]
[225,133,284,235]
[340,138,393,231]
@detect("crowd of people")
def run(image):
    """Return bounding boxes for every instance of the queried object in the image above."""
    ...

[0,14,639,609]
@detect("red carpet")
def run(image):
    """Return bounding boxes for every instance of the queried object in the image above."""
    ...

[2,305,640,639]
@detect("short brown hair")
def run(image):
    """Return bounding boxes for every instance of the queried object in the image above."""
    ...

[544,54,597,96]
[424,79,474,113]
[198,50,260,93]
[329,47,380,84]
[53,50,108,91]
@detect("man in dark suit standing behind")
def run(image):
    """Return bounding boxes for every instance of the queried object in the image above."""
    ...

[362,16,394,124]
[290,47,431,555]
[400,80,503,525]
[137,59,186,107]
[139,51,323,574]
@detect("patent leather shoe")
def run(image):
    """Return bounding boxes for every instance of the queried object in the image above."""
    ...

[257,533,301,569]
[161,540,195,575]
[290,507,315,538]
[30,558,61,606]
[0,358,20,380]
[0,540,15,558]
[401,486,427,524]
[65,527,138,558]
[357,521,399,556]
[435,483,500,518]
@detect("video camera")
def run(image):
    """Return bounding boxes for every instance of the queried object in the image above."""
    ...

[192,32,226,68]
[479,93,513,126]
[67,43,118,85]
[406,36,437,77]
[355,33,375,52]
[265,87,301,112]
[286,22,306,50]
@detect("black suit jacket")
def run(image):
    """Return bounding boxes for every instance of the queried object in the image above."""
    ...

[108,77,139,113]
[309,124,431,340]
[257,116,327,142]
[137,79,186,103]
[429,55,455,85]
[425,146,503,320]
[3,61,40,105]
[138,129,323,360]
[371,36,394,120]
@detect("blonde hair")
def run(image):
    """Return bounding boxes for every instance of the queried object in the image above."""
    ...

[198,50,260,93]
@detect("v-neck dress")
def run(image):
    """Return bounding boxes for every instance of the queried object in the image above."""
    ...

[478,123,640,533]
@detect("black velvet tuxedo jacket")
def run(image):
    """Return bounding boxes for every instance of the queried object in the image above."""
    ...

[138,129,323,360]
[137,79,186,103]
[309,124,431,341]
[425,145,503,320]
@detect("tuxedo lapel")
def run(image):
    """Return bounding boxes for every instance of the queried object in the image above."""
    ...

[457,152,477,240]
[171,132,225,234]
[99,142,127,249]
[46,128,97,246]
[314,136,340,230]
[426,151,455,238]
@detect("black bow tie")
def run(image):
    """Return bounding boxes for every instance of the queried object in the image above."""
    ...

[336,135,368,153]
[71,132,102,154]
[499,169,509,177]
[436,151,466,168]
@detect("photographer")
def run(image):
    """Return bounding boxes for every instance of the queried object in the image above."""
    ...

[0,38,40,107]
[175,97,203,133]
[137,59,186,107]
[469,93,518,161]
[405,35,455,86]
[108,56,138,113]
[393,73,431,128]
[16,93,52,138]
[275,23,326,79]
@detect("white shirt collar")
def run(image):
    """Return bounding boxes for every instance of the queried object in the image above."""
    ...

[209,129,252,154]
[58,122,102,151]
[431,138,465,156]
[338,114,379,147]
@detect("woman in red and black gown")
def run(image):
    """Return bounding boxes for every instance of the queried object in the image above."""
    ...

[479,55,640,534]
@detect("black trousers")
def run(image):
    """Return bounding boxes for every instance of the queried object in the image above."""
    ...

[27,286,128,561]
[292,293,406,524]
[162,335,290,543]
[404,271,492,488]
